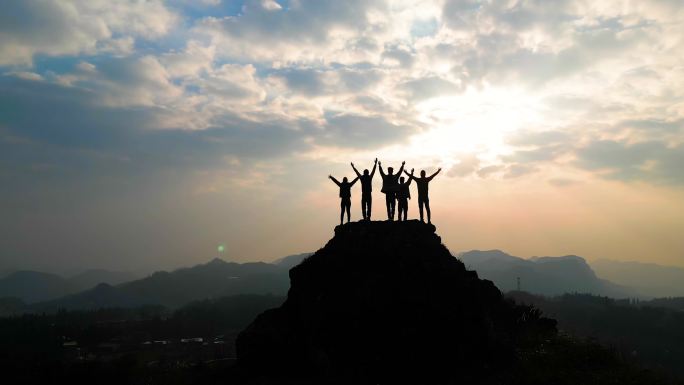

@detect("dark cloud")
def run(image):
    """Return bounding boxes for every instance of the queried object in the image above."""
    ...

[381,46,415,68]
[443,0,577,33]
[274,66,384,96]
[0,74,419,180]
[447,154,480,177]
[503,164,538,179]
[277,68,326,96]
[477,165,504,178]
[619,119,684,133]
[320,113,418,149]
[400,76,462,101]
[573,139,684,184]
[337,67,384,93]
[201,0,385,61]
[0,77,310,179]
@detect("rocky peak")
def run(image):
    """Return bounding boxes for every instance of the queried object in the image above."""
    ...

[236,220,556,384]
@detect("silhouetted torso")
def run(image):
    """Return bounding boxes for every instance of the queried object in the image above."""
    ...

[414,178,430,199]
[359,175,373,195]
[338,182,354,198]
[397,181,411,200]
[381,173,401,193]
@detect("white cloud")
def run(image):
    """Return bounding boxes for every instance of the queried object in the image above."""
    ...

[0,0,177,66]
[3,0,684,270]
[1,0,683,184]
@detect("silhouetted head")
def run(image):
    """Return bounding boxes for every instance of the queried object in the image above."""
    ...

[388,167,394,175]
[400,177,405,183]
[421,170,426,177]
[363,169,369,176]
[343,177,348,183]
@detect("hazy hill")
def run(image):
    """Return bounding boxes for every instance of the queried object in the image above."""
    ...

[31,283,148,313]
[591,259,684,298]
[68,269,138,290]
[273,252,312,269]
[27,258,291,311]
[0,268,141,304]
[0,271,78,302]
[118,258,289,308]
[459,250,634,297]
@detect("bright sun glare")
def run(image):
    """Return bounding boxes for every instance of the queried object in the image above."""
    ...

[402,87,545,168]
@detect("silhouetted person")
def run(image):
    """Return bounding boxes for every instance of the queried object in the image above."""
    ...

[351,158,377,221]
[378,160,405,221]
[329,175,359,225]
[405,167,441,224]
[396,171,413,221]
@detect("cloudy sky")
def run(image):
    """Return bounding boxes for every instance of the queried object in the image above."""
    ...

[1,0,683,272]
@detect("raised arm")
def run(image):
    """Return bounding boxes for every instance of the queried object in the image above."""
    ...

[397,161,406,177]
[350,176,359,186]
[404,168,415,181]
[350,162,361,178]
[329,175,341,186]
[370,158,378,177]
[428,168,442,181]
[407,169,415,186]
[378,161,386,177]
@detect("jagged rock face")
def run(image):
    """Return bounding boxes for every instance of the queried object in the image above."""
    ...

[237,220,552,383]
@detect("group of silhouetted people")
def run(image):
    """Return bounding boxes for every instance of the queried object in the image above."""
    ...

[329,158,441,225]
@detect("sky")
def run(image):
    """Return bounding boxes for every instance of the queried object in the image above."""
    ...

[1,0,683,273]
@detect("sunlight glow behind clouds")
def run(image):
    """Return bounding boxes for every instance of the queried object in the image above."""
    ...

[1,0,684,270]
[412,87,545,161]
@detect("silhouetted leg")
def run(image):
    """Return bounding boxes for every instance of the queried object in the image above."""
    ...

[425,198,431,224]
[390,193,396,220]
[367,195,372,220]
[339,200,345,225]
[385,193,392,220]
[345,201,351,223]
[362,194,371,220]
[397,199,406,221]
[418,198,425,222]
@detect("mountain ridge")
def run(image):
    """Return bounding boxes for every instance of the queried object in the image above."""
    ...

[7,249,678,314]
[459,250,635,298]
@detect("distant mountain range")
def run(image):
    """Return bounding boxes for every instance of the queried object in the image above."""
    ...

[0,271,78,303]
[2,250,682,316]
[273,252,313,269]
[0,269,138,303]
[590,259,684,298]
[0,253,310,315]
[0,258,292,315]
[459,250,636,298]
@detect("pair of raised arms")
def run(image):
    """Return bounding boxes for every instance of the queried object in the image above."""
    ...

[350,158,378,178]
[406,168,442,181]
